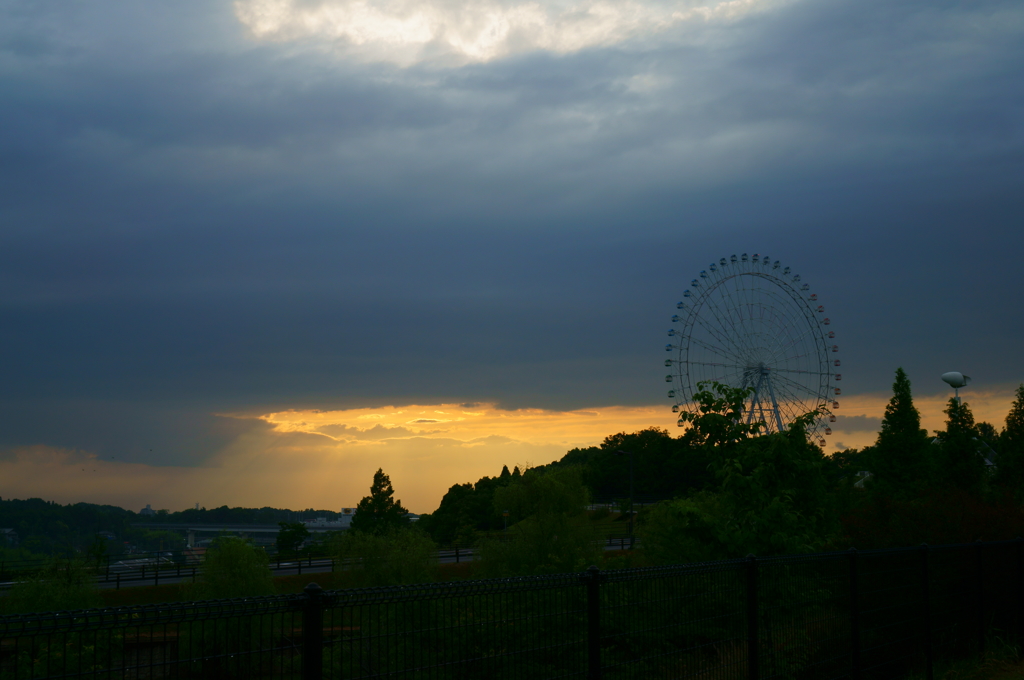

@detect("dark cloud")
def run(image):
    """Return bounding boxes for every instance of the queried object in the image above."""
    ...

[0,399,266,466]
[1,0,1021,468]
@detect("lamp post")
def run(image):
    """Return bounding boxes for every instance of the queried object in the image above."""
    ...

[616,450,634,550]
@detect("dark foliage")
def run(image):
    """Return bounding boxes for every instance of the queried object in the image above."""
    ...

[869,367,933,495]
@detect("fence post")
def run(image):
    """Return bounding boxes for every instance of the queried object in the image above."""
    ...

[583,565,603,680]
[746,554,759,680]
[455,546,460,564]
[302,582,324,680]
[921,544,933,680]
[975,540,985,655]
[848,548,861,680]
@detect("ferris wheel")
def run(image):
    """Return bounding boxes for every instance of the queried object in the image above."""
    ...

[665,253,839,445]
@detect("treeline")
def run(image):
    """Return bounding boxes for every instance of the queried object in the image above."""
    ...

[416,427,718,545]
[133,505,343,526]
[0,498,344,559]
[417,371,1024,557]
[0,498,136,558]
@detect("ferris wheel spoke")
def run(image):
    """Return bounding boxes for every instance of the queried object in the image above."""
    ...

[771,376,825,417]
[686,320,750,364]
[756,308,813,365]
[770,366,825,376]
[729,279,759,357]
[766,325,822,367]
[772,381,812,412]
[700,284,758,358]
[685,362,747,388]
[690,295,753,361]
[685,364,750,387]
[686,360,748,371]
[769,370,816,395]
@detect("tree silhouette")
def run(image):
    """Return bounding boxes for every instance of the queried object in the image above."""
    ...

[351,468,409,535]
[275,521,310,557]
[996,384,1024,497]
[872,367,932,492]
[937,397,986,492]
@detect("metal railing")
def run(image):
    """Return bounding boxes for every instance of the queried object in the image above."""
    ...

[2,539,1020,679]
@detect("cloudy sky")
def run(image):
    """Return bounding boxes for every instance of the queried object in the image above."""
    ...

[2,0,1022,513]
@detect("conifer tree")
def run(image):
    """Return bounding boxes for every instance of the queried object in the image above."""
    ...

[937,397,986,492]
[996,384,1024,496]
[872,368,931,491]
[351,468,409,535]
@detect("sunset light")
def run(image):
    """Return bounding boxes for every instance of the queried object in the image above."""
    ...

[1,386,1019,514]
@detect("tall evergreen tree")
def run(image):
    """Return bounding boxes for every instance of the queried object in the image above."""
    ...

[937,397,986,492]
[996,384,1024,496]
[872,368,931,492]
[351,468,409,535]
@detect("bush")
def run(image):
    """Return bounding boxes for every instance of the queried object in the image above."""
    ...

[330,527,437,587]
[478,467,600,577]
[477,512,601,577]
[640,492,730,564]
[1,557,102,614]
[181,536,275,600]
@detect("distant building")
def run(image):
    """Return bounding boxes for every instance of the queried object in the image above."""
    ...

[1,528,17,547]
[140,504,156,516]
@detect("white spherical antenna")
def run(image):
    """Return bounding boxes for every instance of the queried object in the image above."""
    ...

[941,371,970,402]
[941,372,970,389]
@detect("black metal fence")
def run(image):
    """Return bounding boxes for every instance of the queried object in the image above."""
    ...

[1,540,1021,679]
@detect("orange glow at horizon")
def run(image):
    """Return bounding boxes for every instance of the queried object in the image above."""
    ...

[0,384,1019,514]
